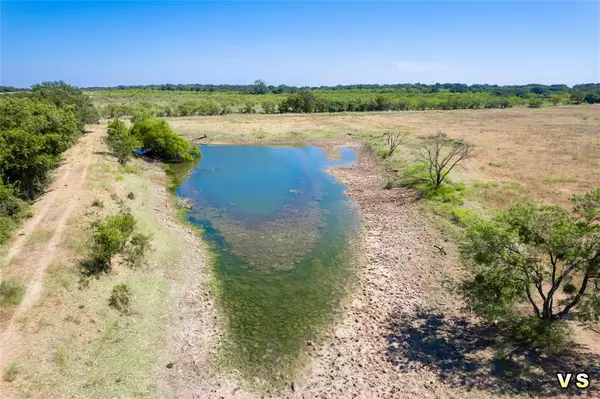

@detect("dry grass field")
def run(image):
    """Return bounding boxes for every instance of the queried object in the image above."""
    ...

[167,105,600,210]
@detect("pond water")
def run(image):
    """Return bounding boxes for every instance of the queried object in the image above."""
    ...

[175,145,360,383]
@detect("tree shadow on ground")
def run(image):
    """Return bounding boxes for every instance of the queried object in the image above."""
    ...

[386,308,600,397]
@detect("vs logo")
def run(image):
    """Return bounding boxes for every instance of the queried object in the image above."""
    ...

[556,373,590,389]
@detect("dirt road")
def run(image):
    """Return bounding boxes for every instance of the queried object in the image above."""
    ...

[0,128,98,365]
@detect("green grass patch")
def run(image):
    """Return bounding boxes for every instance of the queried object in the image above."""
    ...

[488,160,504,167]
[451,208,476,227]
[121,165,138,174]
[0,278,26,306]
[503,182,521,190]
[3,362,20,382]
[474,181,499,189]
[545,176,576,183]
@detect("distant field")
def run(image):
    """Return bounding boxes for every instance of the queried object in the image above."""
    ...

[164,105,600,209]
[87,88,559,119]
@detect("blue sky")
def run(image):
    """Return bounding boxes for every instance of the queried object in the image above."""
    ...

[1,1,598,87]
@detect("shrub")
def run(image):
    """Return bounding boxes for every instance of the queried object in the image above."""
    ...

[451,208,475,226]
[83,211,136,274]
[130,117,200,162]
[91,199,103,208]
[0,279,26,306]
[105,119,141,165]
[527,97,544,108]
[0,90,91,200]
[0,182,29,244]
[82,210,152,275]
[127,192,135,200]
[108,283,131,314]
[508,317,571,354]
[123,232,152,267]
[3,362,20,382]
[261,99,277,114]
[0,129,61,199]
[0,217,17,244]
[31,81,99,130]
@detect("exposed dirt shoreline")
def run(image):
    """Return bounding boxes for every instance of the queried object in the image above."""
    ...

[159,140,466,398]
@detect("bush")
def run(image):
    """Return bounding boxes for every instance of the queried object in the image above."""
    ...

[451,208,475,226]
[130,117,200,162]
[83,211,136,274]
[0,83,96,201]
[91,199,103,208]
[82,210,152,275]
[0,182,29,244]
[508,317,571,354]
[31,81,99,130]
[123,232,152,267]
[527,97,544,108]
[0,279,26,306]
[105,119,141,165]
[108,283,131,314]
[261,99,277,114]
[127,191,135,200]
[3,362,20,382]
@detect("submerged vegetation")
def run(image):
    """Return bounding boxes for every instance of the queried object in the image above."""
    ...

[175,145,360,384]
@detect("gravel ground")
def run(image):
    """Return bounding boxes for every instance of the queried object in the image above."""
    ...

[158,142,473,399]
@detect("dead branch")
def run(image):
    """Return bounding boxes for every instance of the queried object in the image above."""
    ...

[382,129,409,157]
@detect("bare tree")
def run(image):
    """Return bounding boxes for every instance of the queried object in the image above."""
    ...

[421,131,473,188]
[382,128,409,157]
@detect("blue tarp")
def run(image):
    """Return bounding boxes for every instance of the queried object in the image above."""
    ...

[135,148,150,155]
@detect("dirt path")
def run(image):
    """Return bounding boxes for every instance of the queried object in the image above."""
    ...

[0,129,97,366]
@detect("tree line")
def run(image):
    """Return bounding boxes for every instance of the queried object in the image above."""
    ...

[93,89,591,119]
[4,81,600,99]
[80,81,600,97]
[0,81,99,242]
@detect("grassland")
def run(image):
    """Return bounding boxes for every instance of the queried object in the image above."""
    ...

[1,105,599,398]
[166,105,600,210]
[0,126,210,398]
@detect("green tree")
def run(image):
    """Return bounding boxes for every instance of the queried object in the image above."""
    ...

[570,91,585,104]
[31,81,99,130]
[462,189,600,321]
[105,119,141,165]
[252,79,269,95]
[0,129,59,199]
[130,117,200,162]
[299,91,316,113]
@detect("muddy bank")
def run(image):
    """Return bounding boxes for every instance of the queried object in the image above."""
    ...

[158,140,469,398]
[290,142,463,398]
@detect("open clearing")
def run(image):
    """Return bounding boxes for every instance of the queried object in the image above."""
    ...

[1,105,599,398]
[168,105,600,209]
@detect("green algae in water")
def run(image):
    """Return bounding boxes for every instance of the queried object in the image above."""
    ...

[176,145,360,383]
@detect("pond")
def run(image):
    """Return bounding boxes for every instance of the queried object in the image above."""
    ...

[174,145,360,384]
